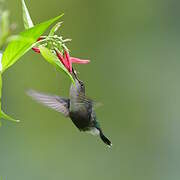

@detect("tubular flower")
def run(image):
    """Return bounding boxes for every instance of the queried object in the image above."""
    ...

[56,50,90,73]
[32,37,90,73]
[55,50,69,69]
[32,37,44,53]
[32,47,40,53]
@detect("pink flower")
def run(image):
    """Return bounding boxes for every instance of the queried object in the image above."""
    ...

[32,37,44,54]
[32,47,40,53]
[32,37,90,73]
[56,50,69,69]
[70,57,90,64]
[56,50,90,73]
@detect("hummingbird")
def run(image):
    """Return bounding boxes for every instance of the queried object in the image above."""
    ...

[27,74,112,147]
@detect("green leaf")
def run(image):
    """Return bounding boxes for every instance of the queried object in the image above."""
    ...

[39,46,75,84]
[0,72,2,120]
[0,52,2,73]
[1,111,20,123]
[2,14,64,73]
[21,0,34,29]
[0,53,19,124]
[1,11,10,38]
[0,10,10,49]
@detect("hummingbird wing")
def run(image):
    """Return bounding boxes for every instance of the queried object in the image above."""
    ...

[27,90,70,117]
[75,94,103,109]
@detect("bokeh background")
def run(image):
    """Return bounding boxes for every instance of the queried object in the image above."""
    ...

[0,0,180,179]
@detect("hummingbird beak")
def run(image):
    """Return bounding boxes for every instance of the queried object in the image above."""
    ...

[72,68,81,83]
[70,69,86,97]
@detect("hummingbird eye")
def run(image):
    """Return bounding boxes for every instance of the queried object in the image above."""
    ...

[79,82,85,92]
[79,81,84,87]
[76,80,85,92]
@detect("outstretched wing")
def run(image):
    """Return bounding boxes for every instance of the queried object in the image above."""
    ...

[27,90,70,117]
[75,93,103,109]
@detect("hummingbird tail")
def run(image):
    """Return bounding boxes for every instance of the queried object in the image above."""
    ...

[99,130,112,147]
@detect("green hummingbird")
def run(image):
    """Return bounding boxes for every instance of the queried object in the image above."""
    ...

[27,77,112,147]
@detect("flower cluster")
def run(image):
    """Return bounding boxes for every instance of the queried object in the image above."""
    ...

[32,36,90,74]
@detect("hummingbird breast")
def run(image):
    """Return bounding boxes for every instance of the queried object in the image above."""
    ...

[69,79,94,131]
[69,110,92,131]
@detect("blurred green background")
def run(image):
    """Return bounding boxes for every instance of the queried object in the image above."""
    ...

[0,0,180,179]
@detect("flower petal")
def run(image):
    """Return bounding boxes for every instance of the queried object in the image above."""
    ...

[56,50,65,65]
[32,37,44,54]
[55,50,70,71]
[32,47,40,53]
[71,57,90,64]
[64,50,72,73]
[37,37,44,41]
